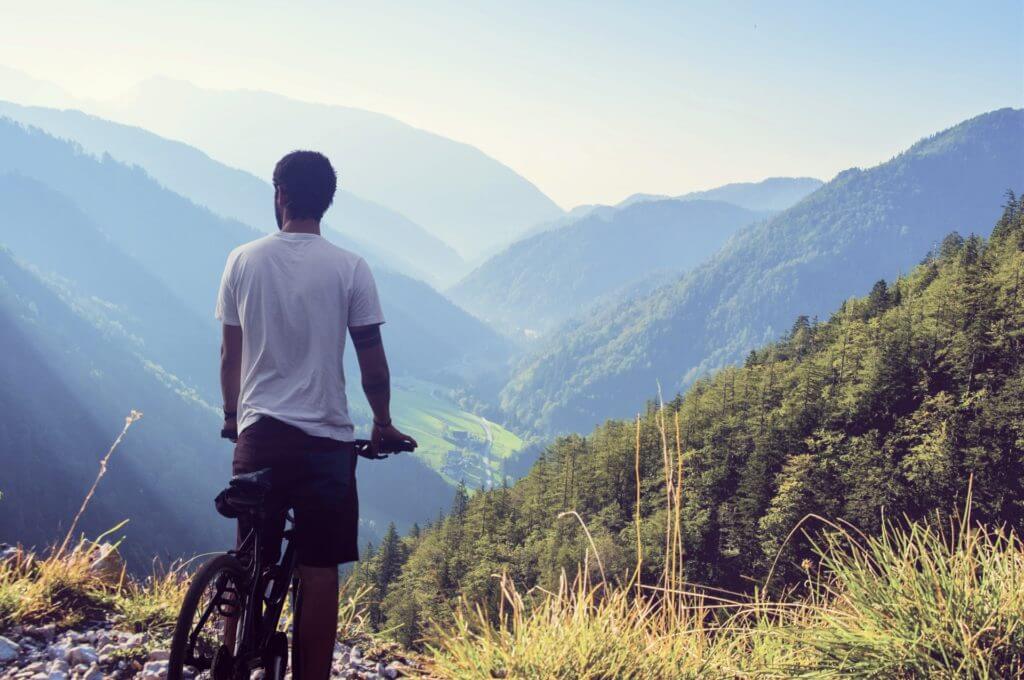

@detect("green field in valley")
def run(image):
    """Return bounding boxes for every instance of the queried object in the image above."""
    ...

[351,378,524,488]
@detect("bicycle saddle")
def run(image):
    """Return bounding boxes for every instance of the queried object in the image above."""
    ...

[214,468,274,518]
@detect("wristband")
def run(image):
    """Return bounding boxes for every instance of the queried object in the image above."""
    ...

[223,409,237,418]
[373,418,392,428]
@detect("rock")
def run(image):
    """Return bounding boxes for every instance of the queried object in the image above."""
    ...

[0,635,21,661]
[146,650,169,662]
[67,646,99,666]
[45,643,70,661]
[47,672,67,680]
[26,625,56,643]
[141,659,168,678]
[350,646,363,660]
[88,544,125,583]
[381,665,399,680]
[82,665,103,680]
[0,542,18,561]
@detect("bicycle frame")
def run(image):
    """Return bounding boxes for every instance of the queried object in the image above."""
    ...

[231,511,300,672]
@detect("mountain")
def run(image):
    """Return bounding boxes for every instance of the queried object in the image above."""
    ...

[0,122,487,559]
[0,100,465,287]
[618,176,824,211]
[501,109,1024,434]
[513,177,821,249]
[0,66,70,108]
[450,199,768,336]
[0,238,453,561]
[0,241,230,565]
[0,116,511,386]
[353,199,1024,641]
[90,77,563,258]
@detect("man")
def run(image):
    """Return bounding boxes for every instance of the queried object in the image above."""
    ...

[216,150,416,680]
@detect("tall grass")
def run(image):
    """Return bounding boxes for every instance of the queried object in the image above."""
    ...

[0,409,374,644]
[425,410,1024,679]
[0,539,112,627]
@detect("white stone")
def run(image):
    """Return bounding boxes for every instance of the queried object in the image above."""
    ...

[67,646,98,666]
[146,650,170,662]
[142,659,168,678]
[0,635,21,661]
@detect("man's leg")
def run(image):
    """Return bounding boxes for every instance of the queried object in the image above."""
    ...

[296,565,339,680]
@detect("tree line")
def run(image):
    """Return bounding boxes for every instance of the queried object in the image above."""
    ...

[352,192,1024,647]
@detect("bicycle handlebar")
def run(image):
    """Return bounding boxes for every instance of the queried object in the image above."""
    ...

[220,428,416,460]
[354,437,417,460]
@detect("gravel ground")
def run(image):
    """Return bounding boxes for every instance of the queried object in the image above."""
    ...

[0,624,428,679]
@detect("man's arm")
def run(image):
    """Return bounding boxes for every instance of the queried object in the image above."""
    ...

[220,324,243,440]
[350,324,416,454]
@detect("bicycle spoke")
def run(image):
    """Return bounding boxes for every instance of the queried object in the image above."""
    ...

[182,569,240,675]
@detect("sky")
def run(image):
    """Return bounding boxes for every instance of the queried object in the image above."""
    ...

[0,0,1021,208]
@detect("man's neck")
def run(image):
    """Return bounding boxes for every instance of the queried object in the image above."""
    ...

[281,218,321,235]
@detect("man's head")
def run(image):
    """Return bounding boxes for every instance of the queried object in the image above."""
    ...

[272,151,338,228]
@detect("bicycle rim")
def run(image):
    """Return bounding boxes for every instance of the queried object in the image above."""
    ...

[168,553,247,680]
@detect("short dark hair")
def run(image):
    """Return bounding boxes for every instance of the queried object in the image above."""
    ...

[272,151,337,221]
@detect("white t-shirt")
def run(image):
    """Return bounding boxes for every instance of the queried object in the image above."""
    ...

[215,232,385,441]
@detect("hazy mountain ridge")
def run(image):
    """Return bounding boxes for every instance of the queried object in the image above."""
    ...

[450,199,770,336]
[0,121,501,559]
[91,76,564,258]
[618,176,824,211]
[501,108,1024,434]
[0,101,465,287]
[0,117,509,387]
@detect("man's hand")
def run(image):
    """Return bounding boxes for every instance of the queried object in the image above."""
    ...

[371,421,417,457]
[221,414,238,442]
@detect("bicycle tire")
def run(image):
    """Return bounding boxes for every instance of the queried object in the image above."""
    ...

[168,553,248,680]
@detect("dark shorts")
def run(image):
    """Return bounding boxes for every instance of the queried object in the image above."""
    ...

[233,416,359,567]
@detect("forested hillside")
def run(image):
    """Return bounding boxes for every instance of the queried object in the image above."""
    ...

[502,108,1024,434]
[352,197,1024,645]
[450,199,767,336]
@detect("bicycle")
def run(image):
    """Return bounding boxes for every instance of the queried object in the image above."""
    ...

[167,438,415,680]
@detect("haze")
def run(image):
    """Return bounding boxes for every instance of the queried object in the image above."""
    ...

[1,0,1020,208]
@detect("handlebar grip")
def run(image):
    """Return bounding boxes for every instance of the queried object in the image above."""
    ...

[354,438,417,459]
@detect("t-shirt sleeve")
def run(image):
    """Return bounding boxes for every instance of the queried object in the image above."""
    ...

[215,252,241,326]
[348,258,386,328]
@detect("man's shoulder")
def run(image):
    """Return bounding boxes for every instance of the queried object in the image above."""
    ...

[319,239,369,271]
[227,234,276,262]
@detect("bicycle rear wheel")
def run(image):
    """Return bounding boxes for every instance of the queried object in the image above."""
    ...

[168,553,248,680]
